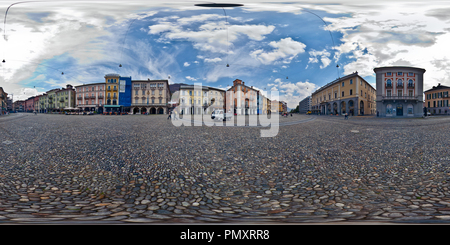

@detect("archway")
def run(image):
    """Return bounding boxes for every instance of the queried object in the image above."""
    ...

[158,108,164,114]
[340,101,346,115]
[150,107,156,114]
[360,100,364,115]
[141,107,147,114]
[133,107,139,114]
[348,100,354,116]
[333,102,337,114]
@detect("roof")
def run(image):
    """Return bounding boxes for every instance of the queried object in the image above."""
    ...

[424,83,450,93]
[312,72,373,95]
[373,66,426,73]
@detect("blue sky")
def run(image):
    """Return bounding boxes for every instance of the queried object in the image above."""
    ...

[1,0,450,109]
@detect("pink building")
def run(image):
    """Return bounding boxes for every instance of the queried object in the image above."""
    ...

[25,96,35,113]
[75,83,106,113]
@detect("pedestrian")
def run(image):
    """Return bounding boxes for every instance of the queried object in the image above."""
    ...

[167,110,172,120]
[344,112,348,120]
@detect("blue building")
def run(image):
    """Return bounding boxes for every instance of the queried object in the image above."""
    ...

[119,76,132,113]
[104,74,132,113]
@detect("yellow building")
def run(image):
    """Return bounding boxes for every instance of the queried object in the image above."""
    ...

[311,72,376,116]
[104,74,120,112]
[424,83,450,115]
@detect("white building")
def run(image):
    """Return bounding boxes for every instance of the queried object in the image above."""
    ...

[374,66,425,117]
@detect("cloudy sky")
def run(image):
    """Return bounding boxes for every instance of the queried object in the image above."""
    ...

[1,0,449,109]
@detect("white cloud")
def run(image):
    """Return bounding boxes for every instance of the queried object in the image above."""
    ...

[183,62,190,67]
[148,15,275,54]
[204,58,222,63]
[308,49,331,69]
[266,78,316,108]
[250,37,306,65]
[185,76,197,81]
[324,1,450,84]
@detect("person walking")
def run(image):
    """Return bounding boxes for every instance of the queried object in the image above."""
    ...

[167,110,172,120]
[344,112,348,120]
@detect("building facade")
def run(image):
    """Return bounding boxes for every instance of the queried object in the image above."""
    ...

[0,87,8,115]
[178,84,210,115]
[104,74,121,113]
[25,96,35,113]
[311,72,376,116]
[299,96,311,114]
[226,79,259,115]
[76,83,105,113]
[13,100,25,112]
[424,83,450,115]
[130,79,170,114]
[374,66,425,117]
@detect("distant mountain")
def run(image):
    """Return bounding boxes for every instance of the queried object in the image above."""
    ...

[169,83,188,94]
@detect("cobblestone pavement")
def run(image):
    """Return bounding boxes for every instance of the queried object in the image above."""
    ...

[1,112,450,224]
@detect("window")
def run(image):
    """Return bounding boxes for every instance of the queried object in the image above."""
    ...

[409,90,413,97]
[342,82,345,87]
[387,72,392,76]
[407,104,413,114]
[386,104,393,115]
[386,79,392,87]
[398,72,403,76]
[342,91,344,97]
[159,98,162,104]
[398,90,402,97]
[350,79,353,84]
[387,90,392,97]
[408,72,413,76]
[350,89,353,95]
[335,92,337,99]
[397,79,403,86]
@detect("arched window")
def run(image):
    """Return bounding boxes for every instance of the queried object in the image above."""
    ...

[386,104,393,115]
[397,79,403,87]
[408,79,414,87]
[387,79,392,87]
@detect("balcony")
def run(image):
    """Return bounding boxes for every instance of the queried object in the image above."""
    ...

[382,96,419,101]
[131,103,166,107]
[396,83,403,88]
[385,83,392,88]
[407,83,415,88]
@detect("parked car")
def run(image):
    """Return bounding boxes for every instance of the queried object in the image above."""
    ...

[211,109,233,121]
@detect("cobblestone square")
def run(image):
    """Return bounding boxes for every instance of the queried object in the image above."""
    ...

[1,113,450,224]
